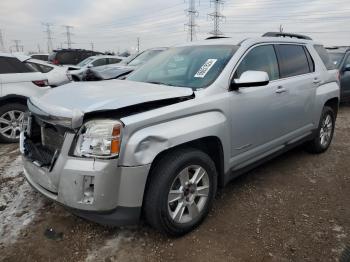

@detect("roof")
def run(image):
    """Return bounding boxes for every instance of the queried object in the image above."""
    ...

[87,55,127,60]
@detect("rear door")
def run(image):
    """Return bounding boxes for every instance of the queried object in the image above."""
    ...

[274,44,317,136]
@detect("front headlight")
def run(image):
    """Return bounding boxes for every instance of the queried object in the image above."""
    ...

[74,120,123,159]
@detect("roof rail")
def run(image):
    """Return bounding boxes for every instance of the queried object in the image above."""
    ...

[205,36,231,40]
[262,32,312,40]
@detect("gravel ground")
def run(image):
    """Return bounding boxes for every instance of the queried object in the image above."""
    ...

[1,106,350,262]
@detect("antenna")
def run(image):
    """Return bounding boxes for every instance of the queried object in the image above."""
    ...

[0,30,5,52]
[185,0,199,42]
[63,25,74,49]
[208,0,226,37]
[42,22,54,53]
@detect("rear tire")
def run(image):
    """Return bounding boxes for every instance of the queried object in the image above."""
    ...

[143,148,217,236]
[306,106,335,154]
[0,103,27,143]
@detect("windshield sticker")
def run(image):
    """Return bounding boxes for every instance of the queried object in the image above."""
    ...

[194,59,217,78]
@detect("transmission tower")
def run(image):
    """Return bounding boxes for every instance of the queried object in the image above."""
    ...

[0,30,5,52]
[42,22,54,53]
[185,0,199,42]
[12,40,23,52]
[63,25,74,49]
[208,0,226,37]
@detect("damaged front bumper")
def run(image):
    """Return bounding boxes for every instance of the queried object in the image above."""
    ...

[21,132,151,226]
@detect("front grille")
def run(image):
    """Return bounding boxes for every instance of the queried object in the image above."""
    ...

[24,115,67,168]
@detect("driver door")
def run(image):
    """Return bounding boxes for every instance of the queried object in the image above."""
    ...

[229,44,290,170]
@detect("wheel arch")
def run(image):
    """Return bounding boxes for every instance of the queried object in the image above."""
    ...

[0,95,28,107]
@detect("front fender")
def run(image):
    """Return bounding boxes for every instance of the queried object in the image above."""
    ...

[119,111,229,167]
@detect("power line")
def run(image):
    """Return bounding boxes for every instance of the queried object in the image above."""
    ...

[208,0,225,37]
[185,0,199,42]
[42,22,54,53]
[63,25,74,49]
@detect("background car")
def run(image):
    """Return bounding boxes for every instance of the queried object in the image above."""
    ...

[48,49,103,66]
[30,53,49,61]
[68,55,125,81]
[327,46,350,101]
[23,57,71,87]
[0,53,50,143]
[83,47,167,81]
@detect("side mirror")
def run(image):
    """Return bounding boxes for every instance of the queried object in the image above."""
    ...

[230,71,270,90]
[343,64,350,72]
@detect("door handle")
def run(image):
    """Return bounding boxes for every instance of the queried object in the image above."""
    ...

[276,86,287,94]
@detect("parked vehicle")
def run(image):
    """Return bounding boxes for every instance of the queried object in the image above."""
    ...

[48,49,103,66]
[23,58,71,87]
[30,53,49,62]
[68,55,125,81]
[83,47,167,81]
[0,53,50,143]
[21,33,339,236]
[327,46,350,101]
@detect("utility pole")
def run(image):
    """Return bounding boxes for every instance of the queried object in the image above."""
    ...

[208,0,226,37]
[137,37,140,53]
[0,29,5,52]
[42,22,54,53]
[63,25,74,49]
[185,0,199,42]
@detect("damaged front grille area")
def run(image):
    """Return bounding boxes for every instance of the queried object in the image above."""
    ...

[23,114,67,168]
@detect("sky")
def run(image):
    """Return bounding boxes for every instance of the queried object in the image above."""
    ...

[0,0,349,54]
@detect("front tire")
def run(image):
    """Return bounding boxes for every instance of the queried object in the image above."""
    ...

[143,148,217,236]
[306,106,335,154]
[0,103,26,143]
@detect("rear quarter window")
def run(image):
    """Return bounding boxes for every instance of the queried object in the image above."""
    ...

[314,45,335,70]
[275,44,312,78]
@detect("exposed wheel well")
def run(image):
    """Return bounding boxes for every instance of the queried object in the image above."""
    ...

[72,75,80,82]
[325,97,339,116]
[146,136,225,191]
[0,96,28,108]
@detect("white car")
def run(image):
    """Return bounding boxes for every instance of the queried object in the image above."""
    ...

[24,58,71,87]
[0,53,51,143]
[68,55,125,81]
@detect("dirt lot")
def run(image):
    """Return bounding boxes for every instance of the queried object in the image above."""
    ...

[1,106,350,262]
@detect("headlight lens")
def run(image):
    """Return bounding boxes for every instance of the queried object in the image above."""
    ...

[74,120,122,158]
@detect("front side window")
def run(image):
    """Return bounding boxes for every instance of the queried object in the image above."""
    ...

[127,45,238,90]
[92,58,108,67]
[235,45,279,81]
[275,44,311,78]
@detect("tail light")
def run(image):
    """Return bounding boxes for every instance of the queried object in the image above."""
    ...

[33,80,49,87]
[52,59,59,65]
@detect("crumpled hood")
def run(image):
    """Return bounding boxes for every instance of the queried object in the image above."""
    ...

[29,80,194,127]
[93,65,136,80]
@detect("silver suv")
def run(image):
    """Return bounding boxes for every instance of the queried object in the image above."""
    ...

[20,33,340,236]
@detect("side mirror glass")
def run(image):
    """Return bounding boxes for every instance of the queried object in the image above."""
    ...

[230,71,270,90]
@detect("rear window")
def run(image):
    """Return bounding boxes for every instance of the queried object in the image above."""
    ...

[57,52,78,65]
[275,45,312,78]
[314,45,335,70]
[0,57,34,74]
[31,55,48,61]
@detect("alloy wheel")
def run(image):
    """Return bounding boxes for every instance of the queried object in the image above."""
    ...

[0,110,24,140]
[320,113,333,148]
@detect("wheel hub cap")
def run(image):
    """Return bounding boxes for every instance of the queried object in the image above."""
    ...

[320,114,333,147]
[167,165,210,224]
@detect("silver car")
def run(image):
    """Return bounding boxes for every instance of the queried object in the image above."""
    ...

[20,32,339,236]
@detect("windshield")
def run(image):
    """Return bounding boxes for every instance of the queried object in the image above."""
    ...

[328,53,345,68]
[127,50,163,67]
[127,45,237,89]
[77,57,95,67]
